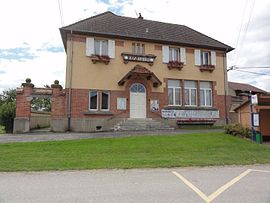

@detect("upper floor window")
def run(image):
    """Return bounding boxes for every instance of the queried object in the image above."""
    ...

[184,80,197,106]
[162,46,186,64]
[169,47,179,61]
[200,81,212,107]
[94,39,108,56]
[132,43,145,55]
[168,80,181,106]
[201,51,210,65]
[86,38,115,59]
[195,50,216,66]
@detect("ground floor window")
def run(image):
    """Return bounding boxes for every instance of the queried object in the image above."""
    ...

[200,81,212,107]
[184,81,197,106]
[89,90,110,111]
[168,80,181,106]
[101,91,110,111]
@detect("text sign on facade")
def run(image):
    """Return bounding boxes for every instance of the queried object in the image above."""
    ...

[251,95,258,105]
[253,113,259,127]
[161,109,220,119]
[122,53,156,64]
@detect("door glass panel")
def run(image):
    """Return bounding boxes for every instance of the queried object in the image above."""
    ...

[130,84,145,93]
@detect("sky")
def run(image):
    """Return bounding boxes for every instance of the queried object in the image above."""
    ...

[0,0,270,92]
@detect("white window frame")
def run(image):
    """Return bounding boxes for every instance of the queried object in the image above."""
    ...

[168,80,181,106]
[132,43,145,55]
[94,39,108,56]
[101,91,110,111]
[89,90,99,111]
[200,88,212,107]
[201,51,211,65]
[169,47,180,61]
[184,81,197,107]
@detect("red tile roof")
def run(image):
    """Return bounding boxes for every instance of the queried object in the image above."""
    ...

[60,11,233,52]
[229,81,266,93]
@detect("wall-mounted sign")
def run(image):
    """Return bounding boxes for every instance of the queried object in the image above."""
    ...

[161,109,219,119]
[251,95,258,105]
[121,53,156,65]
[150,100,159,111]
[253,113,259,127]
[117,98,126,110]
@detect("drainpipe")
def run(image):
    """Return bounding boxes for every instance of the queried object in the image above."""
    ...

[68,30,73,131]
[223,49,229,124]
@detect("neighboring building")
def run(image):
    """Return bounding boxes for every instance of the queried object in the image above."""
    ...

[228,81,266,123]
[234,93,270,141]
[14,11,234,133]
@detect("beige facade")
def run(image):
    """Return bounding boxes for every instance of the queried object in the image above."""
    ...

[65,35,227,95]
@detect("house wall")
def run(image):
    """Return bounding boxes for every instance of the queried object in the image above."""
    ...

[260,110,270,136]
[65,35,227,95]
[60,34,229,131]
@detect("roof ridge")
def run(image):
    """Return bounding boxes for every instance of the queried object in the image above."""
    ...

[60,11,115,30]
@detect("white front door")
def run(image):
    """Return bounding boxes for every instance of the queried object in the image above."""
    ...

[130,83,146,118]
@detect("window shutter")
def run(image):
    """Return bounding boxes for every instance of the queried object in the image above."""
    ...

[108,40,115,58]
[162,45,169,63]
[194,49,201,66]
[211,51,216,66]
[180,48,186,64]
[86,38,94,56]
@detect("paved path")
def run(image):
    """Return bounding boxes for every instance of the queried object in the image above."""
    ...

[0,165,269,203]
[0,129,223,143]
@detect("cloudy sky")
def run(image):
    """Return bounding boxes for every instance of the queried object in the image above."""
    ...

[0,0,270,92]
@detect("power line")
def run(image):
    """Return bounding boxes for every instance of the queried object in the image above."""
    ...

[58,0,64,26]
[233,69,270,76]
[234,0,255,64]
[235,66,270,69]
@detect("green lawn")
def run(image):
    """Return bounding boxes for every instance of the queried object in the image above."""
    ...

[0,132,269,171]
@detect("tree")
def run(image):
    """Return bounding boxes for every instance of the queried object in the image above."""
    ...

[0,89,16,133]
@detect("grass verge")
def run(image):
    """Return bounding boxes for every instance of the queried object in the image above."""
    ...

[0,132,269,171]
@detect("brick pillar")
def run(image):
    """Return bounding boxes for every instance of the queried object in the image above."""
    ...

[51,80,68,132]
[13,78,34,133]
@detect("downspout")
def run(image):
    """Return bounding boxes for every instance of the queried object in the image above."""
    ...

[223,48,229,124]
[68,30,73,131]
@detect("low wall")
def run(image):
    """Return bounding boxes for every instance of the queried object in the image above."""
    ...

[30,111,51,129]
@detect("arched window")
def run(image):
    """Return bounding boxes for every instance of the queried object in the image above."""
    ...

[130,83,146,93]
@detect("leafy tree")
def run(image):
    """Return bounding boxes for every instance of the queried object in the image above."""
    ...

[0,89,16,133]
[31,97,51,112]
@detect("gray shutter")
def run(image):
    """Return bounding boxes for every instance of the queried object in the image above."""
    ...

[108,40,115,58]
[211,51,216,66]
[162,45,169,63]
[180,48,186,64]
[195,49,201,66]
[86,38,94,56]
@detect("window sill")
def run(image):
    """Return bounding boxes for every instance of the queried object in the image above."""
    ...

[89,55,110,65]
[84,111,114,115]
[167,61,184,70]
[199,65,215,72]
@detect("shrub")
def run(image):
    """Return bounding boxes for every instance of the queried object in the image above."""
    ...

[0,102,16,133]
[224,123,251,138]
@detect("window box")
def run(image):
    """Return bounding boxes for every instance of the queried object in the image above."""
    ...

[199,65,215,72]
[90,55,110,65]
[167,61,184,70]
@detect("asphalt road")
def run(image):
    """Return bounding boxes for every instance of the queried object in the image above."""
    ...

[0,165,270,203]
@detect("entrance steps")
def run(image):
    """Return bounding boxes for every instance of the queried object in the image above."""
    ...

[114,118,174,131]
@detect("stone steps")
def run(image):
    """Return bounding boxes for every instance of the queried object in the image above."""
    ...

[114,118,174,131]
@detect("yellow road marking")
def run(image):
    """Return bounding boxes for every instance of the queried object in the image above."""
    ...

[172,169,256,203]
[251,169,270,173]
[172,171,209,202]
[207,169,251,202]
